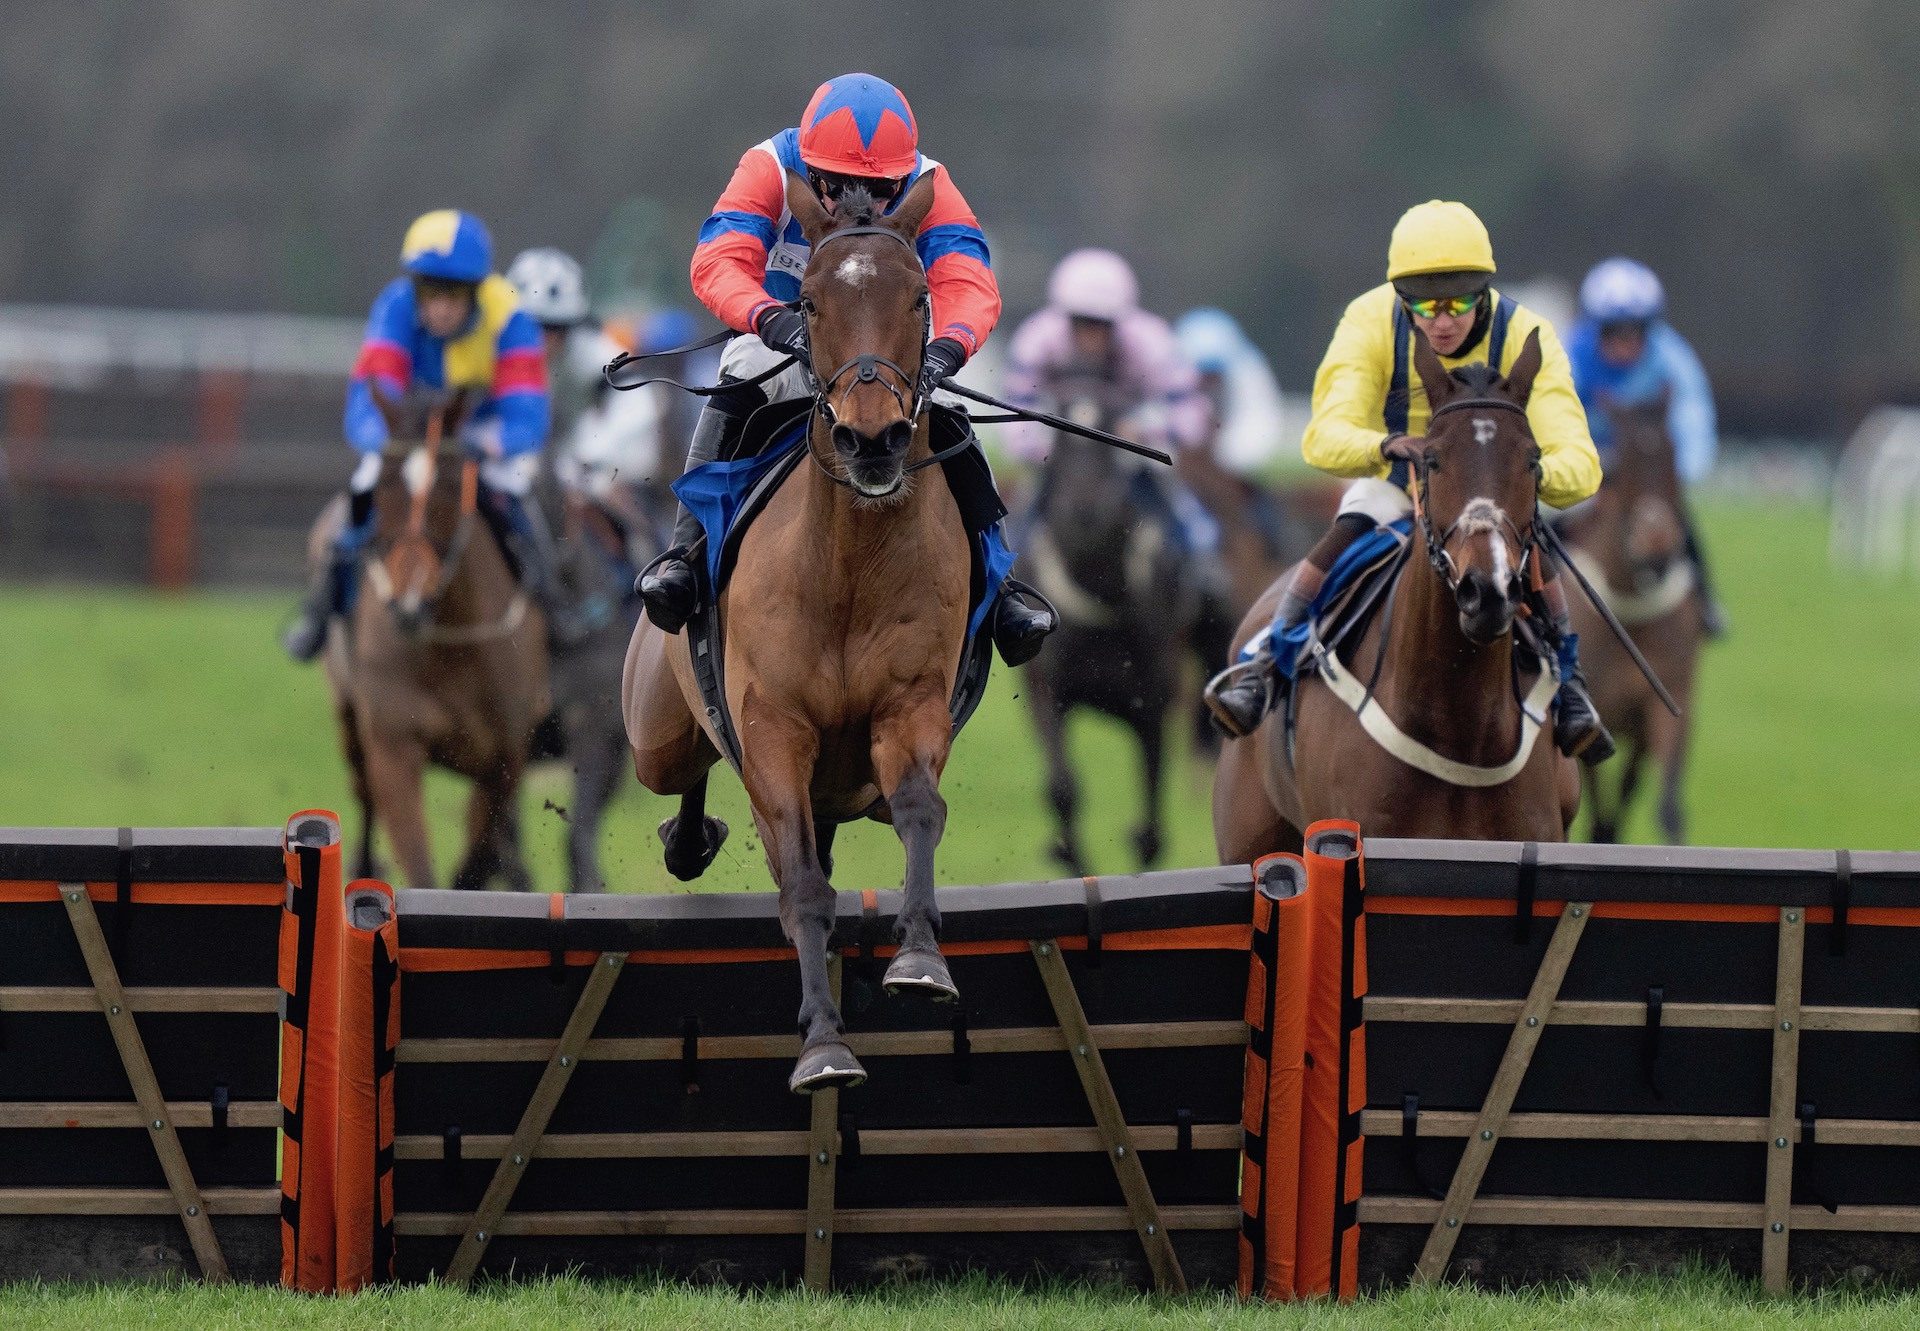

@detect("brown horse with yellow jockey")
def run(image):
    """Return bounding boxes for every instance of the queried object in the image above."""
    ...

[1208,201,1609,855]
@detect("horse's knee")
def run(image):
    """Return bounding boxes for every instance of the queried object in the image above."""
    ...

[890,767,946,838]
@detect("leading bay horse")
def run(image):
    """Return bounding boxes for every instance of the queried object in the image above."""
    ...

[1564,398,1704,843]
[624,171,973,1093]
[315,389,550,889]
[1213,331,1579,859]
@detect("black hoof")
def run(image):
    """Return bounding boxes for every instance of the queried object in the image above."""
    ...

[883,947,959,1002]
[1131,825,1163,869]
[660,815,728,881]
[1048,841,1087,877]
[789,1040,866,1094]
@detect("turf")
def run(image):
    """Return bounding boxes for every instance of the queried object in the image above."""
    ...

[6,1266,1920,1329]
[0,499,1911,892]
[0,499,1916,1322]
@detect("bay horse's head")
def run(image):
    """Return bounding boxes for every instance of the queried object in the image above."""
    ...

[1600,394,1686,581]
[785,169,938,499]
[1409,328,1545,646]
[364,384,478,637]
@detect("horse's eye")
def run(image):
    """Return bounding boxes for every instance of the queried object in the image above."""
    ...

[799,296,817,316]
[914,291,930,311]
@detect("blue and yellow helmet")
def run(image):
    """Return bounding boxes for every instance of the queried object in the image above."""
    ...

[401,210,493,284]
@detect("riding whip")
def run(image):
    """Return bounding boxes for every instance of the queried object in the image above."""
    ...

[1540,520,1683,718]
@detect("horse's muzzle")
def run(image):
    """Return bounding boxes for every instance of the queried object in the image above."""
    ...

[832,420,914,497]
[1454,566,1516,645]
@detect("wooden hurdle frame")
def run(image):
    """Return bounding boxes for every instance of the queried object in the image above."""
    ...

[0,829,287,1283]
[399,939,1239,1292]
[1358,840,1920,1296]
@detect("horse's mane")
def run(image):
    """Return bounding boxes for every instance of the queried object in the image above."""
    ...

[1449,361,1504,396]
[832,183,883,226]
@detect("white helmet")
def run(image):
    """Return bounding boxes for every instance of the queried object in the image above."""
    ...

[507,247,590,326]
[1048,248,1139,322]
[1579,257,1665,324]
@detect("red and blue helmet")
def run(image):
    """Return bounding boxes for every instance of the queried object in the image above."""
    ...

[400,209,494,284]
[798,73,918,178]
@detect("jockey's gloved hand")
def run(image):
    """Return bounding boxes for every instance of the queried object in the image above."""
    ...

[755,305,810,368]
[916,337,967,401]
[1380,433,1422,464]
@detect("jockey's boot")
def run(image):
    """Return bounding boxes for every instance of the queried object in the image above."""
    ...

[281,559,350,663]
[990,579,1057,667]
[281,513,368,663]
[1203,646,1277,740]
[1201,551,1328,740]
[1552,632,1616,765]
[492,491,590,648]
[638,400,748,634]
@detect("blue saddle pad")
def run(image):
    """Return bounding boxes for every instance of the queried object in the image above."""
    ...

[1267,517,1412,681]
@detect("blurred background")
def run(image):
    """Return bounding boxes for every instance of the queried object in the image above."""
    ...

[1,0,1915,878]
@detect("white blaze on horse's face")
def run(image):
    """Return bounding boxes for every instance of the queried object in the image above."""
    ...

[402,446,433,499]
[1457,496,1511,588]
[1472,416,1497,446]
[834,252,877,290]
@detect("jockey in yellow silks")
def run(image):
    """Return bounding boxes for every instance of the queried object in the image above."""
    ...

[1205,200,1614,763]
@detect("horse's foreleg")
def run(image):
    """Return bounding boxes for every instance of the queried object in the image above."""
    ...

[568,730,626,893]
[337,700,379,880]
[742,716,860,1094]
[1132,707,1166,870]
[660,774,729,882]
[363,735,435,890]
[873,698,956,1002]
[1024,668,1088,876]
[1648,706,1691,846]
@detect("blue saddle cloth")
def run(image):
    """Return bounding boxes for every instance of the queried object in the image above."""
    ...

[1255,518,1412,680]
[672,412,1015,642]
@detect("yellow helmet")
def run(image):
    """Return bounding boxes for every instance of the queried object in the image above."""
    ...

[1386,200,1496,280]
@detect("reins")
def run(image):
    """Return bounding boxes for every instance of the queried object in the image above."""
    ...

[365,412,528,646]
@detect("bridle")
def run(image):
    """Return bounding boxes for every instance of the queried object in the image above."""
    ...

[1409,395,1542,598]
[362,412,528,644]
[797,225,971,489]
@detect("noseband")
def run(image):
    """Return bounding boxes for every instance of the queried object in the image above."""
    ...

[1410,396,1541,595]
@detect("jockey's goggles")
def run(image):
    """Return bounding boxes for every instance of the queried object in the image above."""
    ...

[809,169,904,205]
[1399,290,1483,320]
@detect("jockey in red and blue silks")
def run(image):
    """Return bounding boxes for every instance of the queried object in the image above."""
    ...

[282,210,577,662]
[1567,256,1727,635]
[637,71,1055,666]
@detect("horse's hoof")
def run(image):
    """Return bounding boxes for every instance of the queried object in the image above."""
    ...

[660,815,728,881]
[1048,841,1087,878]
[789,1041,866,1095]
[1131,825,1163,869]
[883,947,959,1002]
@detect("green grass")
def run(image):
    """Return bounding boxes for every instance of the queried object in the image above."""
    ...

[0,500,1916,1321]
[1,499,1913,888]
[5,1267,1920,1330]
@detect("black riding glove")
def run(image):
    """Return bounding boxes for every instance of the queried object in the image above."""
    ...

[917,337,967,401]
[755,305,810,368]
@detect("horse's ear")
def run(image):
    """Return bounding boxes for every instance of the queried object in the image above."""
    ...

[1410,323,1454,415]
[1503,328,1544,408]
[784,170,832,247]
[885,170,939,239]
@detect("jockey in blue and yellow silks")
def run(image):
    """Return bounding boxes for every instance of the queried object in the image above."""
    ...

[1204,201,1615,764]
[283,210,574,661]
[1568,256,1727,636]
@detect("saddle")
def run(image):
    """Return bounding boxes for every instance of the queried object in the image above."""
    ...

[1280,519,1556,773]
[680,400,1006,775]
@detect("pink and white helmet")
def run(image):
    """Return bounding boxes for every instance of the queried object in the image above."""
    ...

[1047,248,1139,322]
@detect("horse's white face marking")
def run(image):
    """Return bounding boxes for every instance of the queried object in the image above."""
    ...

[1473,416,1497,446]
[835,253,877,289]
[1457,496,1511,586]
[402,447,432,498]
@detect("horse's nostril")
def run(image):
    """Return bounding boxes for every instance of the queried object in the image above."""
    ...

[831,424,861,458]
[882,420,914,456]
[1455,576,1483,616]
